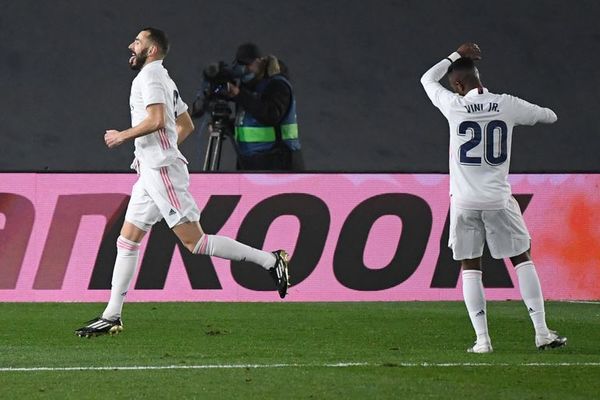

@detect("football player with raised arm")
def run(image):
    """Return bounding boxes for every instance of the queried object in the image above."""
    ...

[75,28,290,337]
[420,43,566,353]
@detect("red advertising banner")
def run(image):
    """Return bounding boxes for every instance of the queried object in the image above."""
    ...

[0,173,598,302]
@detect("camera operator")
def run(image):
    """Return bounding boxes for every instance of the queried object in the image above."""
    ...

[224,43,304,171]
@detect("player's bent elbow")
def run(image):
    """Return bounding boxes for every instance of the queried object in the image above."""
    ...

[541,109,558,124]
[152,117,166,131]
[177,122,194,139]
[420,75,437,92]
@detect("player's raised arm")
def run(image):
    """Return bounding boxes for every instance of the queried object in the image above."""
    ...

[176,111,195,145]
[420,55,458,112]
[105,103,166,148]
[420,43,482,114]
[509,95,558,126]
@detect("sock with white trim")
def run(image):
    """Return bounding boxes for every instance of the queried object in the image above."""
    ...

[102,236,140,320]
[462,269,491,345]
[192,234,276,270]
[515,261,550,336]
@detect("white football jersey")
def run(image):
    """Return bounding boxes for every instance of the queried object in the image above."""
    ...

[129,60,189,168]
[421,53,557,210]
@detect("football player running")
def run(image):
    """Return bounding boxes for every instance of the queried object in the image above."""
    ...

[75,28,290,338]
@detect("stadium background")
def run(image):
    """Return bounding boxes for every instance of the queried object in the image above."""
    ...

[1,0,598,172]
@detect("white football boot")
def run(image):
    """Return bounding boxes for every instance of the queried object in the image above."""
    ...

[536,330,567,350]
[467,340,493,353]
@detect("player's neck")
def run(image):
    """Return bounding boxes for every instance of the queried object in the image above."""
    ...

[142,57,163,69]
[463,82,484,95]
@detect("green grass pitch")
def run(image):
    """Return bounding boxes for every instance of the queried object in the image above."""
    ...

[0,301,598,399]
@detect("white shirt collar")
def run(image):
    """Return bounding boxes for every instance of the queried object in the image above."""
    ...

[464,87,489,98]
[142,59,164,70]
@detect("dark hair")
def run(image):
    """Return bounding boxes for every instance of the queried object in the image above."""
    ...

[447,57,476,75]
[142,27,169,56]
[235,42,262,65]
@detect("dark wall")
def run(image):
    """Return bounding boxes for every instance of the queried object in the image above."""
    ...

[1,0,598,172]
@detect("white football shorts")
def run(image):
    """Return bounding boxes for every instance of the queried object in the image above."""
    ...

[448,196,530,260]
[125,159,201,231]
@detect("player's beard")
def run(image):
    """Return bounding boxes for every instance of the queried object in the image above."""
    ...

[129,50,148,71]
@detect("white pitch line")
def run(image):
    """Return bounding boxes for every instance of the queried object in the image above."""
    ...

[402,362,600,367]
[0,362,368,372]
[566,300,600,305]
[2,362,600,372]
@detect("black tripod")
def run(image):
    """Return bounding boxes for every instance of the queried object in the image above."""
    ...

[202,100,236,171]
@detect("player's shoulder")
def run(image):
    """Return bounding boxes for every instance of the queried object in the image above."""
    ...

[442,91,463,106]
[481,92,518,110]
[491,91,523,103]
[500,93,538,113]
[497,92,515,100]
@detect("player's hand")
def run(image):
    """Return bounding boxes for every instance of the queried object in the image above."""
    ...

[104,129,124,148]
[457,43,482,60]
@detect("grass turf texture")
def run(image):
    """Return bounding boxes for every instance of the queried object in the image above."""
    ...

[0,302,598,399]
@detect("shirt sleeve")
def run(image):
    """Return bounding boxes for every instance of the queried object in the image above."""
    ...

[508,95,558,126]
[420,52,460,116]
[175,91,188,116]
[141,72,167,107]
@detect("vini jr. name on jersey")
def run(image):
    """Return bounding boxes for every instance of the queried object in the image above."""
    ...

[465,102,499,113]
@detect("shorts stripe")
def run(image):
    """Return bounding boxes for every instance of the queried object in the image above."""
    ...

[160,167,181,210]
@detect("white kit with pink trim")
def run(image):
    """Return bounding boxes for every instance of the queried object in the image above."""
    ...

[125,160,200,230]
[129,60,189,169]
[124,59,199,229]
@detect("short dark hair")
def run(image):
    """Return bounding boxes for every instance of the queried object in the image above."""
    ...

[447,57,476,75]
[142,27,169,56]
[235,42,262,65]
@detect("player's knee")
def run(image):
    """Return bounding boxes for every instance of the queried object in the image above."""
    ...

[510,250,531,267]
[461,258,482,270]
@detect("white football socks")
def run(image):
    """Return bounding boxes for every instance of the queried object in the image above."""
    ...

[462,269,491,345]
[102,236,140,320]
[515,261,550,336]
[192,234,276,270]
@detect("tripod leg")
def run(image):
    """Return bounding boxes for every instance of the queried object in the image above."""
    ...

[210,131,223,171]
[203,120,229,171]
[203,131,215,171]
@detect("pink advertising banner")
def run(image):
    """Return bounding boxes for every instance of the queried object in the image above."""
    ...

[0,173,598,302]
